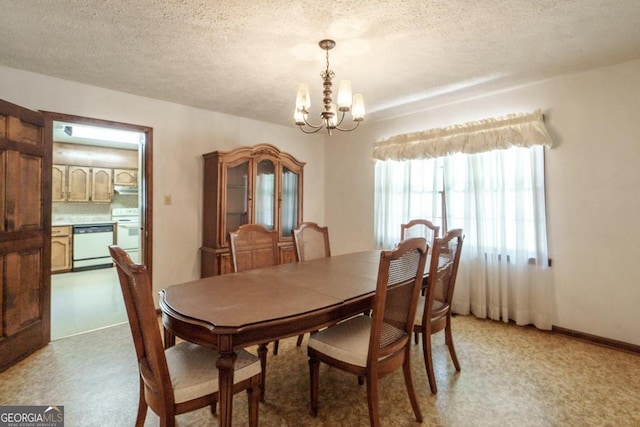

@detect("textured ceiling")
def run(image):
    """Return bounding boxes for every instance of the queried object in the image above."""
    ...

[1,0,640,128]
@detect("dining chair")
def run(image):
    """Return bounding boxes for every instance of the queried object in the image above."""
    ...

[307,237,428,427]
[400,219,440,249]
[228,223,279,401]
[229,223,279,273]
[292,222,331,346]
[413,228,464,394]
[292,221,331,262]
[109,245,261,427]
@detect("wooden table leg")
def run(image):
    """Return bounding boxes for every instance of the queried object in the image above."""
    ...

[163,327,175,349]
[216,350,237,427]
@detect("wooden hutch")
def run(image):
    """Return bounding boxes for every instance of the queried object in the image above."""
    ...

[200,143,305,277]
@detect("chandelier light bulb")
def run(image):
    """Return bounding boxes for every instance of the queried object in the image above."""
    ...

[352,94,365,121]
[295,83,311,111]
[337,81,352,110]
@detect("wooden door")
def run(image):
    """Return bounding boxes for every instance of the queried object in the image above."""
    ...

[0,99,51,372]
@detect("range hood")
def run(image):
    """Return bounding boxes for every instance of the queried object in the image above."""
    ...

[114,185,138,195]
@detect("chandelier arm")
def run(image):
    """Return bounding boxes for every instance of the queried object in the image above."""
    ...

[333,110,347,128]
[302,115,324,129]
[334,120,361,132]
[298,125,324,134]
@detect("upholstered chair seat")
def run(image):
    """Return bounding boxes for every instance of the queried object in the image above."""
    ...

[166,343,261,404]
[309,316,405,367]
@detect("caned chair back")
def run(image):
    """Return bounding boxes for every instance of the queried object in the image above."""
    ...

[109,245,174,406]
[292,222,331,262]
[400,219,440,249]
[368,237,429,366]
[426,229,464,308]
[229,224,279,272]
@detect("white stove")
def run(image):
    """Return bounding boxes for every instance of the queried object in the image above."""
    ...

[112,208,140,263]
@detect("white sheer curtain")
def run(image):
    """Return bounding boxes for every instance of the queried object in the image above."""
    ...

[281,170,298,237]
[255,173,275,229]
[374,158,443,248]
[373,110,553,329]
[443,147,552,329]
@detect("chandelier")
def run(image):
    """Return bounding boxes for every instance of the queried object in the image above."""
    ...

[294,39,365,135]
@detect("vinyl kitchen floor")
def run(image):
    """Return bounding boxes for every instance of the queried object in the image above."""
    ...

[51,267,128,340]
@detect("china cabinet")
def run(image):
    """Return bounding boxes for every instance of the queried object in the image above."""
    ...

[200,143,304,277]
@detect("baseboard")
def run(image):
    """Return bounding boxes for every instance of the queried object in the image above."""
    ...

[552,325,640,355]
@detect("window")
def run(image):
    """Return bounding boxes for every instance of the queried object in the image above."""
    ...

[375,146,548,265]
[372,110,553,329]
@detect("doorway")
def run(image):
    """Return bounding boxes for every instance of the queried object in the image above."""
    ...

[46,112,153,339]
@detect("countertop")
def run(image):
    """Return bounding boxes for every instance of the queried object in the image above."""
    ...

[52,218,115,227]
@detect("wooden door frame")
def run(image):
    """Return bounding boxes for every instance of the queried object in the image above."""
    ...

[42,112,153,282]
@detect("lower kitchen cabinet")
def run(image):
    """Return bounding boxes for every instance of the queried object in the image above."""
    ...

[52,226,72,273]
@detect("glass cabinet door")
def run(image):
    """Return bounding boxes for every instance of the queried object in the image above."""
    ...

[255,159,275,230]
[281,166,299,238]
[225,161,249,239]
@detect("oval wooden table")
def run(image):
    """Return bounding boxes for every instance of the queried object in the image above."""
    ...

[160,250,386,427]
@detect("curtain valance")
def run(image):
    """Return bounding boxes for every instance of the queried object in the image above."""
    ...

[372,109,553,161]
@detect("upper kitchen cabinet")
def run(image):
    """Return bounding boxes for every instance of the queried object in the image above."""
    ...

[91,167,113,203]
[52,164,67,202]
[67,166,90,202]
[201,143,305,277]
[113,168,137,186]
[52,142,138,203]
[53,165,113,203]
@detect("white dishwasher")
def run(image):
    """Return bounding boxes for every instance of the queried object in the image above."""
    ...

[72,224,115,271]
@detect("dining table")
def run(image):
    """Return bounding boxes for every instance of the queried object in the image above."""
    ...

[159,249,429,426]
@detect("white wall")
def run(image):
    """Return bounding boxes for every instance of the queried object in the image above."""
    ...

[325,59,640,346]
[0,65,325,298]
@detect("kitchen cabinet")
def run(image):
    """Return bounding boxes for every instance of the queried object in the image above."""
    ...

[67,166,90,202]
[53,165,114,203]
[200,143,304,277]
[52,164,67,202]
[51,226,72,273]
[91,167,113,203]
[113,168,137,186]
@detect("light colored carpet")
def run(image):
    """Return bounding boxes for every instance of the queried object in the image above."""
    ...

[1,315,639,426]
